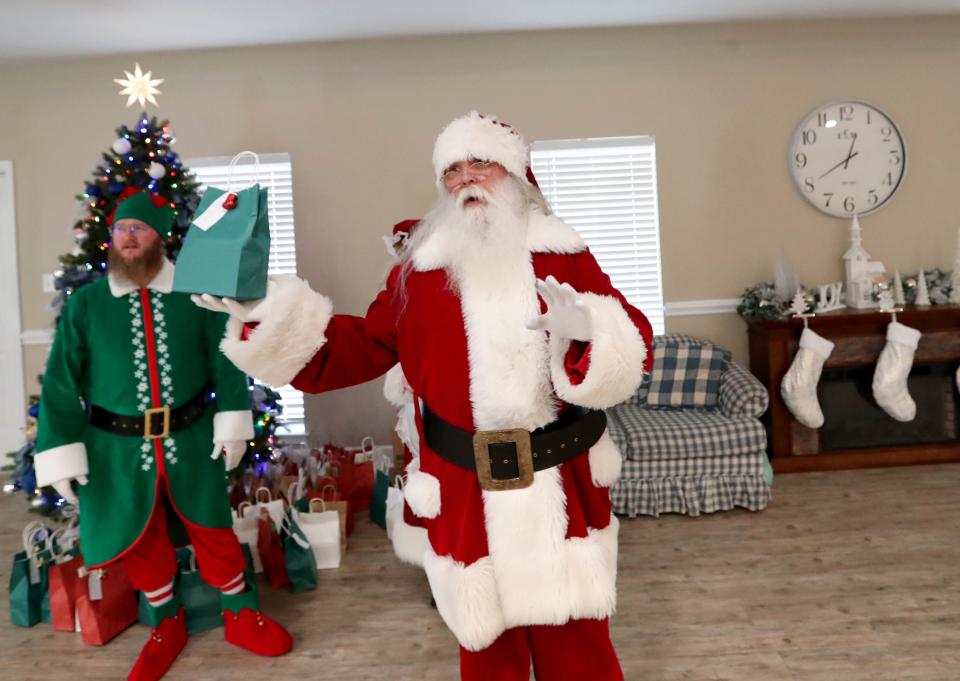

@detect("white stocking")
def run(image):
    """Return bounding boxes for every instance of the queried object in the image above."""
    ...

[872,321,921,422]
[781,328,835,429]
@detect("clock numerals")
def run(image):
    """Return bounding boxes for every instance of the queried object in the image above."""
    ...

[823,192,833,207]
[881,126,894,142]
[889,149,902,166]
[802,129,817,145]
[817,112,829,127]
[868,189,879,206]
[804,177,815,193]
[882,171,894,187]
[843,196,856,213]
[839,105,854,121]
[866,110,872,125]
[795,152,808,169]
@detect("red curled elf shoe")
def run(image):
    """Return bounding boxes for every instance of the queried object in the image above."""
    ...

[221,588,293,657]
[127,606,188,681]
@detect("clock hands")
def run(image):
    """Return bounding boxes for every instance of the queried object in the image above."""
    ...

[818,145,860,180]
[841,134,857,170]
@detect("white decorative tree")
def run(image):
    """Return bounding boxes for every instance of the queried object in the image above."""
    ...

[789,290,808,316]
[916,269,931,306]
[893,270,906,306]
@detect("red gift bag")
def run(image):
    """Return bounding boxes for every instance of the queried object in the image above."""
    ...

[257,508,290,589]
[323,440,375,513]
[76,566,138,645]
[48,555,85,632]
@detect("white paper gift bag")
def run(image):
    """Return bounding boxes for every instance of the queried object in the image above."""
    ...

[295,498,342,570]
[232,502,262,573]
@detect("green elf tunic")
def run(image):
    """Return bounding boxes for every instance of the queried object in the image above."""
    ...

[34,259,254,569]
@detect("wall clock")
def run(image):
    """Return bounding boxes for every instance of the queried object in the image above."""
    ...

[788,100,906,217]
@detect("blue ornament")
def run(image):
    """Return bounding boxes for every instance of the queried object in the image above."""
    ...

[108,182,125,194]
[85,185,101,197]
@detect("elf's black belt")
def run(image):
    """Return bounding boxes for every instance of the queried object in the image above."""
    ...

[422,404,606,491]
[89,388,210,439]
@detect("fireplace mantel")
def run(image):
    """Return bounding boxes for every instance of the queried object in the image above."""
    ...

[747,304,960,473]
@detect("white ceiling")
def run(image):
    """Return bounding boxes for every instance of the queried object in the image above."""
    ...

[1,0,958,60]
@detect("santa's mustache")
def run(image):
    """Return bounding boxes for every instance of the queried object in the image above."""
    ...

[456,186,491,210]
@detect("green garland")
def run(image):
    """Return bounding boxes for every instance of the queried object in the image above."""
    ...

[737,268,953,321]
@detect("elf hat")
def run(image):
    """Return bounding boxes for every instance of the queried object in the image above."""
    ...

[110,190,175,238]
[432,111,530,184]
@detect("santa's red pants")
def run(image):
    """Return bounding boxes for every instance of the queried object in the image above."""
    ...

[459,617,624,681]
[120,489,246,593]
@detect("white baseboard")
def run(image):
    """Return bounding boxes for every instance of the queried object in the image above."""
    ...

[21,329,53,345]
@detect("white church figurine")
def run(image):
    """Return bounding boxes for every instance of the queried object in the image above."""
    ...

[843,214,886,309]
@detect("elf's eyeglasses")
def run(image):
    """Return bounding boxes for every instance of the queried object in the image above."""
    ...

[111,223,150,235]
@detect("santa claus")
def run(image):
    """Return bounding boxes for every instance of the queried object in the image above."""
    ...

[196,112,653,680]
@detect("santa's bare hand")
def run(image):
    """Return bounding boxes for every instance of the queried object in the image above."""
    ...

[525,275,593,341]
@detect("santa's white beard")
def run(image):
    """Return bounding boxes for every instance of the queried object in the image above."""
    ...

[412,175,531,276]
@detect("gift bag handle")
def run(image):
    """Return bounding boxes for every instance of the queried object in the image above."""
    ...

[237,501,253,518]
[394,475,406,491]
[227,150,261,192]
[308,498,327,514]
[254,486,272,504]
[320,484,339,501]
[360,436,375,453]
[21,520,49,555]
[280,516,311,550]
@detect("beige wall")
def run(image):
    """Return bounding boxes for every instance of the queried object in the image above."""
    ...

[2,17,959,444]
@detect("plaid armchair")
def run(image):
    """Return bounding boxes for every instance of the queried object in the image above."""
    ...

[607,334,772,518]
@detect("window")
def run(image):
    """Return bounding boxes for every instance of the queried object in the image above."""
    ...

[530,137,665,334]
[186,153,305,436]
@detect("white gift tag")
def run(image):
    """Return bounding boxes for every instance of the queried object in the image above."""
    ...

[88,571,103,601]
[192,194,234,232]
[28,555,40,585]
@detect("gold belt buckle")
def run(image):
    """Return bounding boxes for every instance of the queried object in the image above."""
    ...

[144,406,171,440]
[473,428,534,492]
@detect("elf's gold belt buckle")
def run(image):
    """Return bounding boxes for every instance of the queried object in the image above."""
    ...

[473,428,534,492]
[144,406,171,440]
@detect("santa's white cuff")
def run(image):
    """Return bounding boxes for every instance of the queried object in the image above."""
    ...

[213,410,255,443]
[34,442,89,487]
[221,275,333,387]
[588,430,623,488]
[799,327,835,359]
[550,292,648,409]
[405,470,441,519]
[887,321,921,349]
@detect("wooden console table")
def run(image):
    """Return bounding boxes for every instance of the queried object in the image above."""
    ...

[747,305,960,473]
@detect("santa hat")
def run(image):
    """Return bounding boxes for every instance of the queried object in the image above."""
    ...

[433,111,530,184]
[109,189,175,238]
[384,218,421,259]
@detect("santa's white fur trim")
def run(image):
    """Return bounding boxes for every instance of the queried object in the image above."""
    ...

[404,470,441,519]
[588,430,623,488]
[526,210,585,254]
[220,276,333,387]
[213,410,255,443]
[382,364,413,408]
[433,111,528,182]
[551,292,648,409]
[35,442,89,487]
[424,509,620,651]
[424,552,506,652]
[391,517,430,567]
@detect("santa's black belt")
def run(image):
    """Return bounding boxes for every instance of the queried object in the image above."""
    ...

[88,388,210,440]
[421,404,606,491]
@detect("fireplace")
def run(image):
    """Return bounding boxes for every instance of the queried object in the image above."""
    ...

[819,363,958,450]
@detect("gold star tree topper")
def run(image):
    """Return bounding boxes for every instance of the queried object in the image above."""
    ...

[114,63,164,107]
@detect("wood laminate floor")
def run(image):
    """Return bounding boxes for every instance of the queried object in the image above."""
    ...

[1,464,958,680]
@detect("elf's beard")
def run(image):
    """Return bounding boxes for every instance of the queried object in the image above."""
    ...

[108,238,165,284]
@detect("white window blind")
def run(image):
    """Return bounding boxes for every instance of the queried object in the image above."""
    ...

[530,137,665,334]
[186,153,305,436]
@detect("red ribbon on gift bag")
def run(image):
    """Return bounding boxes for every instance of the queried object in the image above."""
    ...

[76,566,138,645]
[257,508,290,589]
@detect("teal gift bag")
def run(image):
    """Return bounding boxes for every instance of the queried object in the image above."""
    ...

[173,151,270,300]
[369,469,390,530]
[282,509,318,593]
[9,522,52,627]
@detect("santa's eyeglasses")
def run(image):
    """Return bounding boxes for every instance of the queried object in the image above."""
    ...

[442,159,496,185]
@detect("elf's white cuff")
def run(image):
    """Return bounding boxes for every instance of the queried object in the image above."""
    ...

[550,292,648,409]
[404,470,441,519]
[886,321,921,349]
[221,275,333,387]
[799,327,835,359]
[213,410,255,443]
[34,442,89,487]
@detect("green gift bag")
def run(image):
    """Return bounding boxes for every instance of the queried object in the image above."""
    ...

[282,509,317,593]
[172,151,270,300]
[9,522,52,627]
[369,469,390,530]
[176,547,224,634]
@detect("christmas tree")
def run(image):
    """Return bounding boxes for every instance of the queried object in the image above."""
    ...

[52,112,200,312]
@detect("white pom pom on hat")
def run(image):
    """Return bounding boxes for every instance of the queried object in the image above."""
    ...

[432,111,530,183]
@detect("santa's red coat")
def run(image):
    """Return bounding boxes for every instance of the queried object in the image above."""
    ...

[222,210,652,651]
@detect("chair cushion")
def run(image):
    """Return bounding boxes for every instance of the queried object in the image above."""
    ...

[606,404,767,461]
[644,341,730,410]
